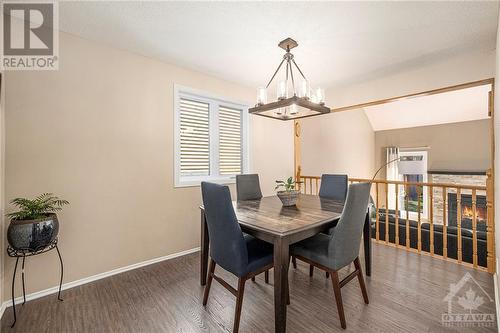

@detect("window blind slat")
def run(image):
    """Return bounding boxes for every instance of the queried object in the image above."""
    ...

[219,106,242,175]
[180,98,210,176]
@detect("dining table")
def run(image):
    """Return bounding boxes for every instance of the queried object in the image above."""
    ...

[199,194,372,333]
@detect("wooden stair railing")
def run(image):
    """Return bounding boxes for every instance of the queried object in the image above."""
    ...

[298,174,495,273]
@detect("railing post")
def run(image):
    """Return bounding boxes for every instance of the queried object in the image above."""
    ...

[395,183,399,247]
[417,185,422,253]
[429,185,434,256]
[442,187,448,259]
[376,183,380,242]
[385,182,389,244]
[405,184,410,250]
[486,169,495,273]
[472,189,478,268]
[457,188,462,264]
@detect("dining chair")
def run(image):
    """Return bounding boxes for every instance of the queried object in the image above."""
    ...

[201,182,275,332]
[293,174,348,278]
[290,182,371,329]
[236,174,263,201]
[236,174,270,283]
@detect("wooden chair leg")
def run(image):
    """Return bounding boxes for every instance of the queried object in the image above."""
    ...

[286,278,290,305]
[233,278,246,333]
[265,270,269,284]
[203,259,216,306]
[330,271,346,329]
[292,256,297,269]
[354,257,369,304]
[309,264,314,277]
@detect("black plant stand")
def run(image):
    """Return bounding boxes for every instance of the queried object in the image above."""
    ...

[7,239,64,328]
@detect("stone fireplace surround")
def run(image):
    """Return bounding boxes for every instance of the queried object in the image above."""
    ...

[429,171,486,226]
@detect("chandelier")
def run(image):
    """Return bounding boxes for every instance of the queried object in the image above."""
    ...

[249,38,330,120]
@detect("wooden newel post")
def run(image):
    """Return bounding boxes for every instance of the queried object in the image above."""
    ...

[294,120,302,192]
[486,169,496,273]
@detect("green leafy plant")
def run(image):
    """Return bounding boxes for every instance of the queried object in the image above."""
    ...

[6,193,69,221]
[275,177,301,192]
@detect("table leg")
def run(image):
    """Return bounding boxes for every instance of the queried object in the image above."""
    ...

[200,209,209,286]
[273,238,289,333]
[363,212,372,277]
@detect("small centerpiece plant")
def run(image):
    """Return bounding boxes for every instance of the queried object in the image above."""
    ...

[7,193,69,251]
[275,177,301,206]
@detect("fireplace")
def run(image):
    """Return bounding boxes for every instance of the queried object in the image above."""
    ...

[447,193,486,229]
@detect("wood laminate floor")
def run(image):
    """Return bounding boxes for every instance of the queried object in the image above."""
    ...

[0,243,496,332]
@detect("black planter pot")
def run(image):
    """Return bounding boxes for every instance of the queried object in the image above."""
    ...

[7,213,59,251]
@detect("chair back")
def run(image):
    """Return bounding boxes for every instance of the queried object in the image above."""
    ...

[328,182,371,270]
[319,174,348,202]
[236,174,263,201]
[201,182,248,276]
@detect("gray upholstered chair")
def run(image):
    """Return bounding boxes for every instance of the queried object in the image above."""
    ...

[236,174,263,201]
[201,182,275,332]
[290,182,371,329]
[236,174,270,283]
[293,174,349,278]
[318,174,348,201]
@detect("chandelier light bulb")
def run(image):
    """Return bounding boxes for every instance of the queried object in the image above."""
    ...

[316,87,325,105]
[257,87,267,105]
[298,80,310,99]
[277,81,287,100]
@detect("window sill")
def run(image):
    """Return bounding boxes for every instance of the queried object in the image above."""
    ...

[174,177,236,188]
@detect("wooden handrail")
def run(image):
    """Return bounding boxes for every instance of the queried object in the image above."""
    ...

[348,178,486,191]
[299,175,487,191]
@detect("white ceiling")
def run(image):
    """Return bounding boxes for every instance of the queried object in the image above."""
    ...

[57,1,499,89]
[364,84,491,131]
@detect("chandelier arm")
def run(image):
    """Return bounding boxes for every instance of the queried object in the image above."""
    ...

[289,60,296,96]
[292,59,308,81]
[265,59,286,89]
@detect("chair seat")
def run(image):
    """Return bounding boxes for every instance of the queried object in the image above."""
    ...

[291,233,332,269]
[244,234,273,275]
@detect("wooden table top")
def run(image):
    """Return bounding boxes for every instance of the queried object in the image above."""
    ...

[231,194,343,237]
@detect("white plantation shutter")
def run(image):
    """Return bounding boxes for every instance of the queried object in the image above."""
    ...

[175,86,248,187]
[179,98,210,176]
[219,106,242,175]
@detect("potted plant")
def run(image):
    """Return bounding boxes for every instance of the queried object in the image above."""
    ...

[275,177,301,206]
[6,193,69,251]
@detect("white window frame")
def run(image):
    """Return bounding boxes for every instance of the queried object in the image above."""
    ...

[397,150,428,220]
[174,84,250,188]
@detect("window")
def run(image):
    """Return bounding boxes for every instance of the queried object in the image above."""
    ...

[174,85,249,187]
[397,150,428,219]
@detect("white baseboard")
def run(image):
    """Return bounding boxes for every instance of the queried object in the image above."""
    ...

[0,247,200,315]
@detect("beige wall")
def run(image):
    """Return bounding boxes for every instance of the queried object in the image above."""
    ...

[494,9,500,278]
[0,73,4,309]
[3,32,293,299]
[300,108,375,179]
[375,120,491,179]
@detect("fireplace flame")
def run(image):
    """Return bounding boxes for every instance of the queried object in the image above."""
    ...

[461,206,486,221]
